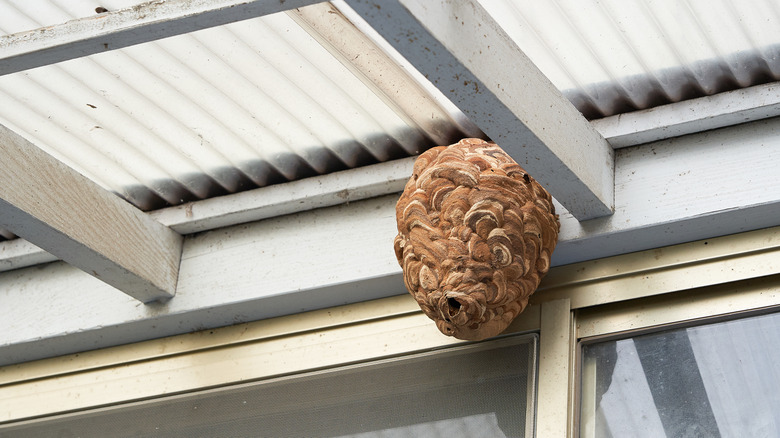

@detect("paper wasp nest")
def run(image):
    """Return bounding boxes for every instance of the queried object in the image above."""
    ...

[394,139,560,341]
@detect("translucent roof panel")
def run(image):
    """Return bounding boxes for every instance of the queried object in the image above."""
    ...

[480,0,780,118]
[0,1,480,214]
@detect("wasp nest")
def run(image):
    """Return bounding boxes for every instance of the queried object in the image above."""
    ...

[394,138,560,341]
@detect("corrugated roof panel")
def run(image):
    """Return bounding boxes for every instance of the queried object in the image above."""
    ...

[480,0,780,118]
[0,2,477,217]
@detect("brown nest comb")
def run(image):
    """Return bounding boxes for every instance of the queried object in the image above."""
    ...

[394,138,560,341]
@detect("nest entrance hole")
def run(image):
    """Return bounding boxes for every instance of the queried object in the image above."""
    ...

[447,297,462,316]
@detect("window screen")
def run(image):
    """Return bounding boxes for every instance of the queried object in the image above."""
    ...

[1,334,537,438]
[580,311,780,437]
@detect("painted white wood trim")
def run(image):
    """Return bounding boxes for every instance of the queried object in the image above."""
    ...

[554,116,780,265]
[0,123,182,302]
[163,115,780,267]
[593,82,780,148]
[534,226,780,310]
[0,294,422,386]
[0,0,322,76]
[153,156,413,234]
[343,0,615,220]
[1,117,779,365]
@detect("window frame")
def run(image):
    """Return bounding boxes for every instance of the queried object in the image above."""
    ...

[573,275,780,437]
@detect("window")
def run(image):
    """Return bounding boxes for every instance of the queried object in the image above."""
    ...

[2,334,537,438]
[580,311,780,437]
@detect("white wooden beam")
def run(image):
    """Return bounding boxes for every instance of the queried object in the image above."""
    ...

[153,157,414,235]
[0,0,322,76]
[554,116,780,265]
[0,123,182,302]
[342,0,615,220]
[287,2,481,147]
[593,82,780,148]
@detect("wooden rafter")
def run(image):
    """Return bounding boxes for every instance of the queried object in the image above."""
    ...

[0,124,183,302]
[0,0,321,76]
[344,0,615,220]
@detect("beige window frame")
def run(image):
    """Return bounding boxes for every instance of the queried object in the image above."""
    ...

[575,277,780,437]
[567,229,780,437]
[1,225,779,437]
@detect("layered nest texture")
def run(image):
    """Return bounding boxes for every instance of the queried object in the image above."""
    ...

[394,138,560,340]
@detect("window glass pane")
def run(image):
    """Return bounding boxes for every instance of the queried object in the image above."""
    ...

[2,334,537,438]
[580,311,780,437]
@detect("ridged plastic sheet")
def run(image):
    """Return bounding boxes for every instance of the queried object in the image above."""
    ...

[0,0,478,214]
[480,0,780,119]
